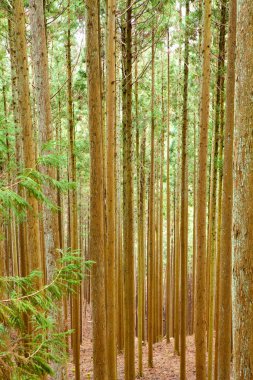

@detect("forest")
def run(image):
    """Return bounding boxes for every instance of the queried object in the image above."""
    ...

[0,0,252,379]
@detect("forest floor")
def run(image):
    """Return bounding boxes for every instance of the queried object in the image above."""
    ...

[68,305,196,379]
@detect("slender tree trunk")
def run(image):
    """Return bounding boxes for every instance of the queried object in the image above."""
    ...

[29,1,63,376]
[207,3,226,377]
[116,123,124,352]
[106,0,117,377]
[174,28,182,353]
[195,0,211,378]
[192,115,197,335]
[86,1,107,378]
[154,160,159,343]
[122,2,135,377]
[29,0,60,280]
[180,1,189,378]
[135,24,141,376]
[214,71,225,378]
[138,129,146,377]
[166,29,171,345]
[217,0,235,373]
[174,109,181,356]
[66,3,80,377]
[218,4,236,377]
[117,32,124,355]
[159,131,164,341]
[148,26,155,368]
[13,0,43,284]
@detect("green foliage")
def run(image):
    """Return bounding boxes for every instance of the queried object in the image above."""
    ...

[0,250,93,379]
[0,166,76,223]
[0,186,30,219]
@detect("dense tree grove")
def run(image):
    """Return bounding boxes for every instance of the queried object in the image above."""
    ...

[0,0,252,379]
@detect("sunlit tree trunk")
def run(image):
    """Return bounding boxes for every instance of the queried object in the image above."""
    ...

[29,0,60,281]
[105,0,117,377]
[180,1,189,377]
[154,160,159,342]
[134,28,145,376]
[159,130,164,342]
[13,0,43,284]
[192,115,197,335]
[66,2,80,377]
[218,1,236,379]
[232,0,253,378]
[122,2,135,377]
[207,2,226,378]
[174,22,182,352]
[148,26,155,368]
[174,111,181,356]
[195,0,211,378]
[166,29,171,344]
[116,122,124,352]
[86,1,107,378]
[29,1,63,376]
[138,129,146,376]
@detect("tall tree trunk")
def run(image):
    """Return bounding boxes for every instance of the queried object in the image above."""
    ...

[166,29,171,345]
[13,0,43,284]
[138,129,146,377]
[195,0,211,378]
[174,107,181,355]
[159,131,164,341]
[106,0,117,377]
[116,109,124,352]
[66,3,80,377]
[122,2,135,377]
[192,115,197,335]
[180,1,189,378]
[29,0,60,281]
[174,25,182,353]
[218,2,236,378]
[29,1,63,376]
[148,26,155,368]
[207,2,227,377]
[86,1,107,378]
[232,0,253,378]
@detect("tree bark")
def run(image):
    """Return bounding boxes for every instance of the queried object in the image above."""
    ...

[13,0,43,283]
[106,0,117,377]
[86,1,108,378]
[166,29,171,345]
[122,2,135,377]
[195,0,211,378]
[232,0,253,379]
[148,26,155,368]
[218,2,236,377]
[66,3,80,377]
[207,3,227,378]
[29,0,60,281]
[180,1,189,377]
